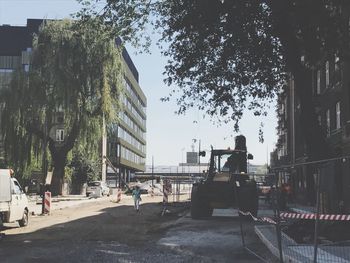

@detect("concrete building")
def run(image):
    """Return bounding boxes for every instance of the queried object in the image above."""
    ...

[106,45,147,186]
[0,19,147,185]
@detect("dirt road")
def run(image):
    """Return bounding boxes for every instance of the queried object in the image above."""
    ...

[0,195,275,262]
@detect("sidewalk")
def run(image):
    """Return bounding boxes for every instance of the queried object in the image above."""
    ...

[287,203,316,214]
[255,222,350,263]
[253,200,350,262]
[28,194,132,215]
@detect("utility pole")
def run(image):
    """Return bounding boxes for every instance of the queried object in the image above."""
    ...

[152,155,154,186]
[102,113,107,182]
[181,148,185,175]
[198,139,201,173]
[41,113,48,214]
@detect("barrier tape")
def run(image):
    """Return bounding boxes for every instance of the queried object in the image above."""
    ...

[280,212,350,221]
[237,211,350,225]
[238,210,277,225]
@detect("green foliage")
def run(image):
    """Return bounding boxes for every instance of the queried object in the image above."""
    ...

[0,18,124,180]
[75,0,153,51]
[155,1,349,128]
[69,147,101,183]
[157,1,286,128]
[96,0,349,133]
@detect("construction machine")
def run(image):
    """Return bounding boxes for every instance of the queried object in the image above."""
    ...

[191,135,258,219]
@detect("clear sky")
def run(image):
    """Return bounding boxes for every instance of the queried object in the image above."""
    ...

[0,0,278,166]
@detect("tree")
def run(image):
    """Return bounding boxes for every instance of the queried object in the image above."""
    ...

[157,0,350,160]
[101,0,349,160]
[0,19,124,195]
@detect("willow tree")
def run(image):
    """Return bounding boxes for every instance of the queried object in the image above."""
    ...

[0,19,123,195]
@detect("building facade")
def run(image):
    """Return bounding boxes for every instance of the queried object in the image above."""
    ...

[273,54,350,212]
[0,19,147,184]
[0,20,39,166]
[107,48,147,186]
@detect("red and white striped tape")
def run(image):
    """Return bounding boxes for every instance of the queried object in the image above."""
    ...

[44,191,51,214]
[238,211,350,224]
[238,210,277,225]
[280,212,350,221]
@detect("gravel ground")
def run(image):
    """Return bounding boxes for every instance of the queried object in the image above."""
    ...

[0,195,276,262]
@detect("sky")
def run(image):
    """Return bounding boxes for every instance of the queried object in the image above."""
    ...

[0,0,278,166]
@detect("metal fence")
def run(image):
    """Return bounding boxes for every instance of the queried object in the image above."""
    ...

[160,176,194,215]
[240,160,350,263]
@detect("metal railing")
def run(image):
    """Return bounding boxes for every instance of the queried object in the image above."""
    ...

[240,159,350,263]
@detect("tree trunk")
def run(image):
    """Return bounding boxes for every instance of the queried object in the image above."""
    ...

[270,0,331,161]
[47,117,81,196]
[50,151,67,196]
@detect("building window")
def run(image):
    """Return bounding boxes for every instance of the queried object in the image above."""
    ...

[334,54,341,84]
[335,54,340,72]
[0,69,13,73]
[316,70,321,94]
[325,61,330,87]
[56,129,64,142]
[326,109,330,137]
[336,102,341,129]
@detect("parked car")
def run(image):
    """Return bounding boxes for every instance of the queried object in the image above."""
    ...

[86,181,110,198]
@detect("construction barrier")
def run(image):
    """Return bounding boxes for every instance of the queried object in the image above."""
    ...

[280,212,350,221]
[150,186,154,197]
[116,188,122,203]
[44,191,51,214]
[239,169,350,263]
[239,211,350,224]
[163,180,170,204]
[161,179,172,216]
[238,210,277,225]
[110,188,122,203]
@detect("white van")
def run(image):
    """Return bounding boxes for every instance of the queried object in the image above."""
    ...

[0,169,29,227]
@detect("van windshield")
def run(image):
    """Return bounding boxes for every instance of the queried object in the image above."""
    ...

[88,182,100,187]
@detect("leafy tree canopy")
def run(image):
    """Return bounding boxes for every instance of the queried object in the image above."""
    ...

[156,0,348,124]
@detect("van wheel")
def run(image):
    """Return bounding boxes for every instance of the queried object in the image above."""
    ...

[19,210,28,227]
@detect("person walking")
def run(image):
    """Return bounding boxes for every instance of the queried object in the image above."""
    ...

[132,185,142,212]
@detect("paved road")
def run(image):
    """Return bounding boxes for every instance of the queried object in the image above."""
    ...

[0,195,276,262]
